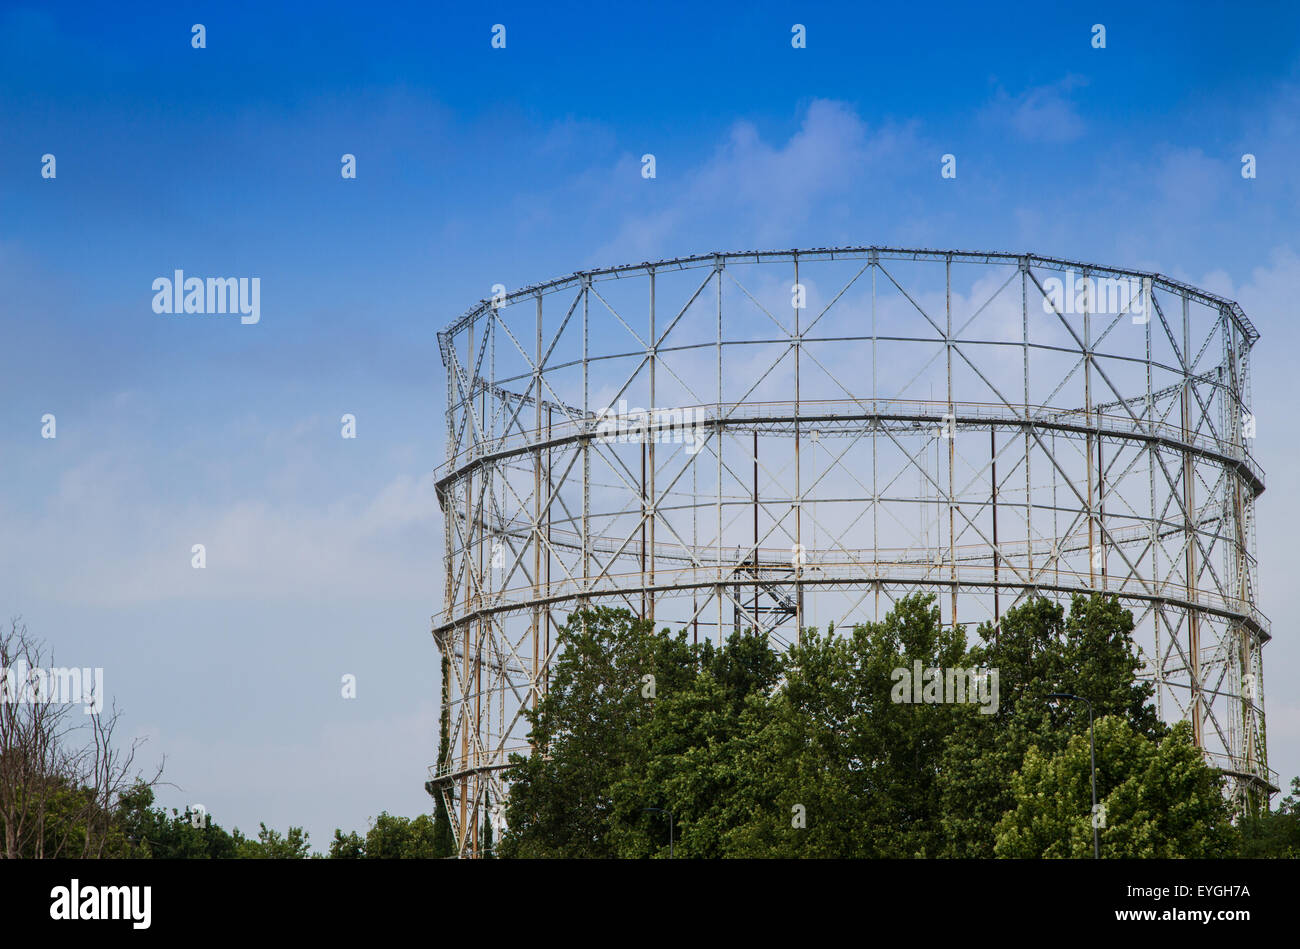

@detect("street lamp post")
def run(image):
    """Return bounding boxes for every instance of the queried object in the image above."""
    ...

[641,808,674,859]
[1046,692,1099,859]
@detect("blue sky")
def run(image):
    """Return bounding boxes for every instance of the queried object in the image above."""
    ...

[2,0,1298,846]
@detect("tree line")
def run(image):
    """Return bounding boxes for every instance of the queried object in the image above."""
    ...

[4,601,1297,858]
[498,594,1300,858]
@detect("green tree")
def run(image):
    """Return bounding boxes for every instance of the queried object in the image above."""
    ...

[491,592,1247,860]
[115,784,311,858]
[328,828,366,858]
[360,811,438,858]
[994,718,1233,858]
[721,595,972,857]
[608,628,781,858]
[116,785,242,858]
[939,593,1163,856]
[1237,776,1300,857]
[364,812,416,859]
[480,791,494,858]
[499,607,693,857]
[236,822,311,859]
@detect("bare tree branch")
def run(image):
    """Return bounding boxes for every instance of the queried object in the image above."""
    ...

[0,618,164,858]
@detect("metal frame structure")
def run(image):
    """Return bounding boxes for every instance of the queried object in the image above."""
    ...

[430,247,1273,856]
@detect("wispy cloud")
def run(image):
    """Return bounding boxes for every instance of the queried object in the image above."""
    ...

[984,76,1089,144]
[0,453,438,607]
[594,99,920,259]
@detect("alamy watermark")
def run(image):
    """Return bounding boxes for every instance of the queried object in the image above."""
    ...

[594,400,707,455]
[890,660,999,714]
[1041,270,1152,323]
[1,661,104,715]
[50,879,150,929]
[151,270,260,324]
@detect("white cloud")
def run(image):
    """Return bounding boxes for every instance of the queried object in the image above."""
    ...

[596,99,919,259]
[984,76,1088,144]
[0,447,439,607]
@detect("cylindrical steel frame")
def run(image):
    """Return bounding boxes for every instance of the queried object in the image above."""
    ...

[431,247,1272,856]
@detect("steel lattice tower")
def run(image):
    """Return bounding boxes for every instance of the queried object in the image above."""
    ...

[430,248,1273,856]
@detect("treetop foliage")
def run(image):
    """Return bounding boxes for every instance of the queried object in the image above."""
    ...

[495,593,1294,858]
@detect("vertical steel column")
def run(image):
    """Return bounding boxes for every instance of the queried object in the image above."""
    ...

[1182,292,1202,748]
[753,431,759,630]
[991,428,1000,629]
[716,259,723,644]
[640,432,647,617]
[1147,284,1162,719]
[1052,430,1059,587]
[475,315,489,857]
[794,254,803,642]
[545,404,552,695]
[1227,316,1257,782]
[582,278,590,599]
[1084,272,1096,588]
[491,310,500,812]
[648,268,656,626]
[489,305,499,832]
[946,255,956,633]
[461,315,474,855]
[1098,435,1106,589]
[692,451,698,645]
[1224,313,1243,779]
[532,294,542,721]
[1021,259,1033,578]
[440,330,456,853]
[872,254,879,622]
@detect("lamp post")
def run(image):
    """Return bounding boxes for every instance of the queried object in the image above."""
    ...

[641,807,674,859]
[1046,692,1099,859]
